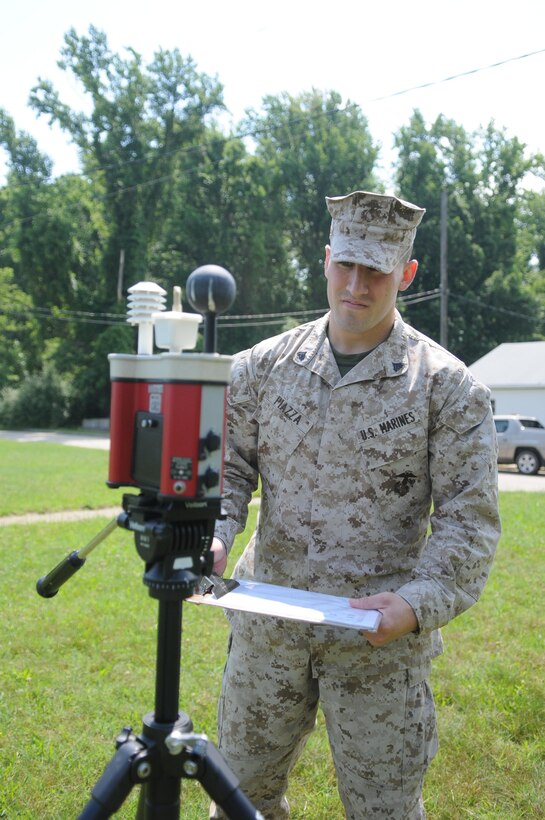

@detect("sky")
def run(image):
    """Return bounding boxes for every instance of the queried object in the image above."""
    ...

[1,0,545,188]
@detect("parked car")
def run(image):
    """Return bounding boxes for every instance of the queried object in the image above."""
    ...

[494,415,545,475]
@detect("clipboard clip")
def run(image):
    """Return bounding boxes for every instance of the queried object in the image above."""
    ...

[199,573,240,599]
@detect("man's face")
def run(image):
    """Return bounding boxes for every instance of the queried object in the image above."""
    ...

[324,245,417,353]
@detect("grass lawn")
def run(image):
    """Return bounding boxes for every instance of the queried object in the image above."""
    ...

[0,440,543,817]
[0,440,122,516]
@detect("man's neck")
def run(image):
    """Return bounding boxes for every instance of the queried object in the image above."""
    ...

[327,319,395,355]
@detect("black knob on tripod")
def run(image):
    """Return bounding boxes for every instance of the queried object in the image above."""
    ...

[186,265,236,353]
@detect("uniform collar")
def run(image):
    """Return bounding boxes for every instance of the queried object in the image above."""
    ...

[293,314,339,386]
[293,310,409,384]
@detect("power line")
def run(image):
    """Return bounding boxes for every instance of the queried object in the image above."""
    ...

[220,317,302,329]
[368,48,545,102]
[10,286,539,332]
[451,293,545,323]
[399,292,441,307]
[221,291,444,328]
[218,307,324,321]
[0,287,444,328]
[0,306,125,326]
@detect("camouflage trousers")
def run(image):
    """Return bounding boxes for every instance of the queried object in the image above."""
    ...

[210,616,438,819]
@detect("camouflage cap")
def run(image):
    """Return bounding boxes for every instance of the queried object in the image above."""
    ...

[326,191,425,273]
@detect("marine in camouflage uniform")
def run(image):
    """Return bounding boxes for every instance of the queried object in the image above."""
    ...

[210,192,501,819]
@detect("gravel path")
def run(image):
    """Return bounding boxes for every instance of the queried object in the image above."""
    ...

[0,507,121,527]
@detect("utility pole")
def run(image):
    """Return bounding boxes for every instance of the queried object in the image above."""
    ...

[440,190,448,349]
[117,249,126,303]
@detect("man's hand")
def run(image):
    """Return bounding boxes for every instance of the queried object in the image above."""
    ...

[210,537,228,576]
[349,592,418,647]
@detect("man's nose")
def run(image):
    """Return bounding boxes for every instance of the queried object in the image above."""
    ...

[347,265,370,292]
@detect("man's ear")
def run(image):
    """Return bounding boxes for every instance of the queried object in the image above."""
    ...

[398,259,418,291]
[324,244,331,278]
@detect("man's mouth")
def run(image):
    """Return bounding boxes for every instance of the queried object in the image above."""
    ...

[342,297,369,309]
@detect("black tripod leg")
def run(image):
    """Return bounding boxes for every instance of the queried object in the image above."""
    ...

[197,740,263,820]
[78,736,147,819]
[136,777,180,820]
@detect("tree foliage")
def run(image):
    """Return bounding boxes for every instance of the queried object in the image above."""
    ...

[244,90,380,305]
[0,267,41,385]
[394,111,543,362]
[0,28,543,425]
[29,26,225,292]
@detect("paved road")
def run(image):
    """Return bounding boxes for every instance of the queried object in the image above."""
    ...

[496,466,545,492]
[2,429,544,493]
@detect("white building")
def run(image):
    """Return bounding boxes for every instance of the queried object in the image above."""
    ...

[469,341,545,422]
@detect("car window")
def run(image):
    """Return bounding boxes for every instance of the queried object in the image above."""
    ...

[494,420,509,433]
[520,419,544,429]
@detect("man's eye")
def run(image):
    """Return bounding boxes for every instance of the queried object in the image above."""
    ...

[339,261,353,269]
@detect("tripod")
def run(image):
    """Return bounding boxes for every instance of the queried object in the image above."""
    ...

[35,265,261,817]
[38,492,261,819]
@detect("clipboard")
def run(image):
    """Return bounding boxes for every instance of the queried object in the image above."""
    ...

[188,577,382,632]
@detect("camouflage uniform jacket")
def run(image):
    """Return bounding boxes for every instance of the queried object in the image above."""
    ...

[214,311,500,675]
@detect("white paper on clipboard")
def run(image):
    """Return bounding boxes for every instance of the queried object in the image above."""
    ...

[188,579,382,632]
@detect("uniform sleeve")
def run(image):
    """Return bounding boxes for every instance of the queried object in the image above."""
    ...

[213,350,260,553]
[396,372,501,633]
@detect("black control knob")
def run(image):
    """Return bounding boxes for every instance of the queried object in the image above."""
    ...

[198,467,220,494]
[204,430,221,453]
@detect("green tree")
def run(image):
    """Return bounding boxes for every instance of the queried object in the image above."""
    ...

[394,111,539,362]
[517,181,545,271]
[1,108,113,397]
[244,90,380,306]
[0,108,108,305]
[29,26,225,297]
[0,109,54,310]
[146,127,302,353]
[0,267,41,387]
[515,182,545,340]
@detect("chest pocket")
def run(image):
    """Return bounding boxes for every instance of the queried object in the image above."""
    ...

[353,417,430,516]
[254,395,313,457]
